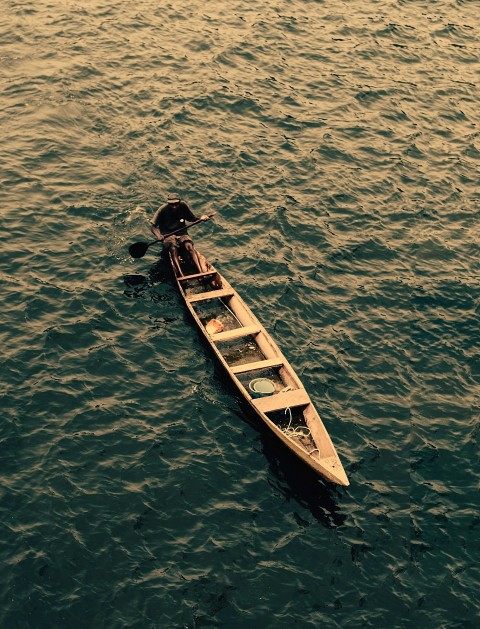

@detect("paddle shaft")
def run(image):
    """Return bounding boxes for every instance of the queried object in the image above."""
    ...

[129,212,216,258]
[150,214,214,244]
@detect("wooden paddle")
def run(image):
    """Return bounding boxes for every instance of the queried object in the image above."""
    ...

[129,213,216,258]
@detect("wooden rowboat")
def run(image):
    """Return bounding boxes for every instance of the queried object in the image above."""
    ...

[170,250,350,487]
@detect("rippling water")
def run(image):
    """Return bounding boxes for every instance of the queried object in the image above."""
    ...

[1,1,479,627]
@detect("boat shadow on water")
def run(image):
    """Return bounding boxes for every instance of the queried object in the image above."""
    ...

[262,436,348,529]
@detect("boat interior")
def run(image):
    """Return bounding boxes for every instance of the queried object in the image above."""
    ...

[173,251,337,460]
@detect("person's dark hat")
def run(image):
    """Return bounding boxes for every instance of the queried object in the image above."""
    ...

[167,193,181,204]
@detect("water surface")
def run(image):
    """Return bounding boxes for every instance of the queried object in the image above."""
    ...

[1,1,478,627]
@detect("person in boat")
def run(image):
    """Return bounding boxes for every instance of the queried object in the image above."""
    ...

[150,193,209,276]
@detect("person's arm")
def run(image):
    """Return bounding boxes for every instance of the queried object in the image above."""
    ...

[150,205,165,240]
[151,224,163,240]
[183,203,209,223]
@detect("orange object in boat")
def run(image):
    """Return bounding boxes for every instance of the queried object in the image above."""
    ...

[206,319,224,335]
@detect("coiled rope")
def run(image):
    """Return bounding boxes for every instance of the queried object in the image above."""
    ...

[280,388,319,456]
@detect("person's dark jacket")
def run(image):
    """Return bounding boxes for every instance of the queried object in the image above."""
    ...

[150,202,198,236]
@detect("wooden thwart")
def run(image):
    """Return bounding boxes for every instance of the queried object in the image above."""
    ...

[210,325,261,343]
[179,271,217,282]
[252,388,310,413]
[231,358,284,374]
[187,289,234,303]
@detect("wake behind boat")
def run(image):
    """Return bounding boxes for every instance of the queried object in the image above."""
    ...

[169,248,350,487]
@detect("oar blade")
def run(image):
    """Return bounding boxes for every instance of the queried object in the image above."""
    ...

[129,241,150,258]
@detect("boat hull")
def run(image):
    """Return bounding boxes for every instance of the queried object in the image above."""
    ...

[170,250,350,487]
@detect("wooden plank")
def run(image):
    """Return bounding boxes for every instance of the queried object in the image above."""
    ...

[178,271,217,281]
[252,388,310,413]
[230,358,284,374]
[210,325,261,343]
[187,289,234,303]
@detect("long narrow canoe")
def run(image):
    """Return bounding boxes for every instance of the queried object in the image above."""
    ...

[170,250,349,487]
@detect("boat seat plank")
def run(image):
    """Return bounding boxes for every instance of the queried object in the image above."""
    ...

[252,388,310,413]
[231,358,284,374]
[178,271,217,281]
[187,289,234,302]
[210,325,261,343]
